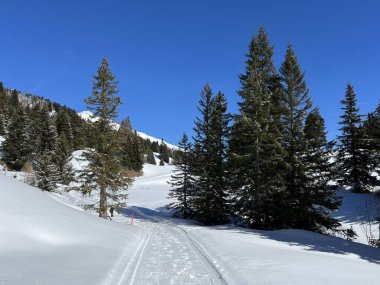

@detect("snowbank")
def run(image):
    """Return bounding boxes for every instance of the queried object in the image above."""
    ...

[0,174,143,285]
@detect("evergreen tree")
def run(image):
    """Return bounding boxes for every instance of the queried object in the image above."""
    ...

[168,133,195,218]
[279,44,312,228]
[159,139,170,164]
[337,83,376,193]
[0,83,7,135]
[364,102,380,172]
[38,106,58,155]
[56,132,75,185]
[80,58,131,218]
[2,107,32,170]
[119,118,144,172]
[229,28,287,229]
[56,109,74,150]
[303,108,342,232]
[191,84,230,225]
[145,149,156,165]
[34,153,60,191]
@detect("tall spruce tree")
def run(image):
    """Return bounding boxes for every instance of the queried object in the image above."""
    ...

[303,108,342,232]
[364,102,380,172]
[168,133,195,218]
[229,28,287,229]
[337,83,376,193]
[2,107,32,170]
[80,58,131,218]
[279,44,312,228]
[192,84,230,225]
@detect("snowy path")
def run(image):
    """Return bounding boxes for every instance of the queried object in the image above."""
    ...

[117,208,225,285]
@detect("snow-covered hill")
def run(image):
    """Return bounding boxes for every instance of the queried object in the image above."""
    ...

[1,162,379,284]
[78,111,179,150]
[0,174,142,285]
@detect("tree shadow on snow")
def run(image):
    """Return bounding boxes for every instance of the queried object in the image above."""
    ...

[210,225,380,265]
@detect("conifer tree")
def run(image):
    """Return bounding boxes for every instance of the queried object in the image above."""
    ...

[279,44,312,228]
[56,109,74,150]
[80,58,131,218]
[191,84,230,225]
[159,139,170,163]
[337,83,376,193]
[119,118,144,172]
[34,153,60,191]
[2,107,32,170]
[229,28,287,229]
[38,106,58,155]
[364,102,380,172]
[168,133,195,218]
[145,149,156,165]
[303,108,342,231]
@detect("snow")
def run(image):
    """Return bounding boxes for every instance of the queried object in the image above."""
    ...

[78,111,179,150]
[126,163,380,285]
[0,174,143,285]
[1,159,379,284]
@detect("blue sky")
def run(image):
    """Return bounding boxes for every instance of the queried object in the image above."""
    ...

[0,0,379,144]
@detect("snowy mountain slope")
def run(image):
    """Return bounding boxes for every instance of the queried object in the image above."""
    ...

[78,111,179,150]
[0,174,143,285]
[2,160,379,284]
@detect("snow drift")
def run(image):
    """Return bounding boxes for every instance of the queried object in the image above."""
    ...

[0,174,142,285]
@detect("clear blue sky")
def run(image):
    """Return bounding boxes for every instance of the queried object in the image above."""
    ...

[0,0,379,144]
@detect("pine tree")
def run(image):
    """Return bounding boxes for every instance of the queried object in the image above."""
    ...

[279,44,312,228]
[34,153,60,191]
[337,83,376,193]
[56,109,74,150]
[159,139,170,163]
[145,149,156,165]
[2,107,32,170]
[364,102,380,172]
[303,108,342,232]
[119,118,144,172]
[80,58,131,218]
[191,84,230,225]
[168,133,195,218]
[38,106,58,155]
[229,28,287,229]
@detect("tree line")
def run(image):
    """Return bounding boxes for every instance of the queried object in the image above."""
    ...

[168,28,380,234]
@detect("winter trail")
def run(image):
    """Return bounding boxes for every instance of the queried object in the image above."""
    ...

[116,208,225,285]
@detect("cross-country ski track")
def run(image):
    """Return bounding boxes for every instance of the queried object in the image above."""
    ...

[112,207,227,285]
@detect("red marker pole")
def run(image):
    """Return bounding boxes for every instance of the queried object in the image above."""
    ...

[131,212,134,225]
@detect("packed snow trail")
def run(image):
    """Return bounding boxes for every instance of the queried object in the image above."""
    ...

[116,207,226,285]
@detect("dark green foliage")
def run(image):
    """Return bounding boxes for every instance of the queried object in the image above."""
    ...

[303,109,342,231]
[38,106,58,155]
[159,139,171,164]
[279,44,313,228]
[119,118,144,172]
[2,107,32,170]
[56,108,74,150]
[168,133,195,218]
[364,102,380,170]
[191,84,230,225]
[34,153,60,191]
[80,58,131,218]
[145,149,156,165]
[337,84,376,193]
[229,28,287,229]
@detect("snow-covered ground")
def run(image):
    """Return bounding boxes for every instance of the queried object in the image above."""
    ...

[1,161,379,284]
[0,174,143,285]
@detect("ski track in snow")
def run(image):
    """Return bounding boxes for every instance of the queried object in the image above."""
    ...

[116,210,225,285]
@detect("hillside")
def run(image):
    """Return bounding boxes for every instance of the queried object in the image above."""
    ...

[0,173,142,285]
[1,162,379,284]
